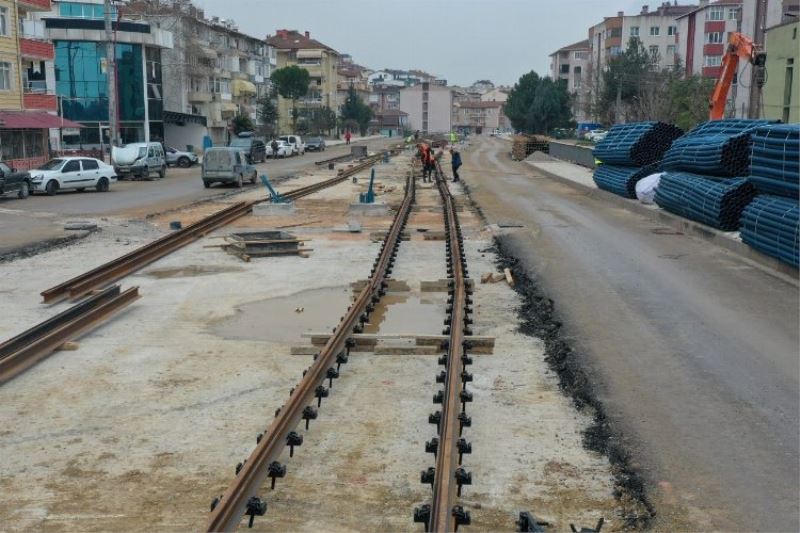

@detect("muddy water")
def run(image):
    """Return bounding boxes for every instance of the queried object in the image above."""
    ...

[363,293,444,335]
[210,286,353,343]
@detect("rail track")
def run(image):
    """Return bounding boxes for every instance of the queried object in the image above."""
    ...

[0,285,139,384]
[40,150,397,305]
[205,158,416,532]
[413,161,473,532]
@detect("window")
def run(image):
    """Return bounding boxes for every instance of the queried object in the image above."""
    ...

[0,62,11,90]
[609,28,622,38]
[560,64,570,74]
[630,26,639,37]
[574,51,588,60]
[649,45,660,59]
[704,55,722,67]
[667,44,677,57]
[728,7,741,20]
[706,32,723,44]
[63,160,81,172]
[609,45,622,56]
[59,2,116,20]
[574,66,582,88]
[668,26,677,36]
[0,7,7,36]
[708,6,724,20]
[81,159,99,170]
[650,26,660,36]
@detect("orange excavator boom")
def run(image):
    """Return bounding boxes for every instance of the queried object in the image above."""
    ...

[709,32,766,120]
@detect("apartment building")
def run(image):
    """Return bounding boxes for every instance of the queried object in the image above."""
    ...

[452,101,505,134]
[336,61,370,112]
[267,29,339,135]
[399,81,451,133]
[369,83,401,112]
[676,1,742,80]
[127,0,274,148]
[549,39,590,122]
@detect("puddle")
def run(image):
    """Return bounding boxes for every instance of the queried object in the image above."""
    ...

[144,265,245,278]
[211,287,352,343]
[363,293,445,335]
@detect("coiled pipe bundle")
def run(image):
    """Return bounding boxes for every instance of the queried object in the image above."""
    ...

[748,123,800,198]
[740,195,799,267]
[654,172,757,231]
[662,119,774,177]
[593,121,684,167]
[593,163,660,198]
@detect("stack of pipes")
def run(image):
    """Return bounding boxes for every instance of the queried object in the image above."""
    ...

[740,124,800,267]
[592,121,683,198]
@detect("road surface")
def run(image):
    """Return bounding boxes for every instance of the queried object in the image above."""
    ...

[0,137,393,256]
[463,136,799,532]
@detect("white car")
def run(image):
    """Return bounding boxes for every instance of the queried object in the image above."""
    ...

[279,135,305,155]
[587,129,608,143]
[165,146,199,167]
[30,157,117,195]
[266,140,292,158]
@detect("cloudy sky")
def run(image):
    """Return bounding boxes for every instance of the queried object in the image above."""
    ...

[194,0,659,87]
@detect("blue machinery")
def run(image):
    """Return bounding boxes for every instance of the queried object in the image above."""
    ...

[359,168,376,204]
[260,174,287,203]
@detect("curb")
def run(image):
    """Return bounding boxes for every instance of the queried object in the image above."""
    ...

[527,161,799,286]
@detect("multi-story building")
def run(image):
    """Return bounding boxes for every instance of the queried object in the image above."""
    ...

[336,61,370,112]
[267,29,339,135]
[127,0,274,148]
[480,87,509,103]
[399,81,452,133]
[550,39,590,122]
[28,0,173,150]
[369,109,408,137]
[368,83,401,112]
[452,101,505,134]
[760,19,798,122]
[676,1,742,80]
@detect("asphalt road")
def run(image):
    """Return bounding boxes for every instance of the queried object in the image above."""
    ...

[0,137,394,255]
[463,136,799,531]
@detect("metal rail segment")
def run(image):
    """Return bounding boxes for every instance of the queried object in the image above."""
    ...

[40,151,397,305]
[205,170,416,532]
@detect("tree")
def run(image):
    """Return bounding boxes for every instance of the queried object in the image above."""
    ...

[257,93,279,136]
[598,37,657,123]
[309,106,337,136]
[231,113,254,136]
[271,65,310,132]
[340,85,373,136]
[505,71,573,134]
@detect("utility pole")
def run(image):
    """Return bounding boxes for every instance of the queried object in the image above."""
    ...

[104,0,118,149]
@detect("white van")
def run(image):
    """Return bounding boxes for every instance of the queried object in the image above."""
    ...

[112,142,167,180]
[279,135,305,156]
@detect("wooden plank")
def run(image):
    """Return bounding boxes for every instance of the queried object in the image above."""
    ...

[504,267,514,286]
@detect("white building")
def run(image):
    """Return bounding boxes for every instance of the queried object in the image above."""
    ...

[550,39,591,121]
[399,82,452,133]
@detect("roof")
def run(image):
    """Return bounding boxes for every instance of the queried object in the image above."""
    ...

[267,29,337,53]
[457,101,503,109]
[0,111,83,129]
[550,39,590,56]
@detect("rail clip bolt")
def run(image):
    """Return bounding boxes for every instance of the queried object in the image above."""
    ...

[210,496,221,512]
[315,385,329,407]
[413,504,432,532]
[267,461,286,489]
[452,505,471,532]
[456,438,472,465]
[458,412,472,436]
[425,437,439,457]
[420,467,436,490]
[461,371,473,384]
[460,389,473,413]
[462,354,473,366]
[336,351,349,371]
[286,431,303,457]
[302,405,318,429]
[436,370,447,383]
[429,411,442,432]
[235,460,246,475]
[433,390,444,404]
[517,511,549,532]
[326,367,339,387]
[570,518,604,533]
[245,496,267,528]
[438,355,448,367]
[454,468,472,496]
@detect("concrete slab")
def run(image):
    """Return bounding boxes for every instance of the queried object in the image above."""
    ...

[252,201,296,216]
[348,202,390,216]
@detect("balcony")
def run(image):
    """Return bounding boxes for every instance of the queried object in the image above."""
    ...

[18,0,51,11]
[188,91,212,103]
[23,80,57,111]
[19,38,54,60]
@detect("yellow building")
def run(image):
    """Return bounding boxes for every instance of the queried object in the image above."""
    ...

[266,29,339,135]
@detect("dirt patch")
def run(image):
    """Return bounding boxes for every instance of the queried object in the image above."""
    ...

[492,235,655,529]
[143,264,245,279]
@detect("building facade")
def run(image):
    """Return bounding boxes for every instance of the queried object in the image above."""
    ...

[267,29,339,135]
[452,101,505,134]
[549,39,590,122]
[399,82,451,133]
[676,1,742,80]
[761,20,799,122]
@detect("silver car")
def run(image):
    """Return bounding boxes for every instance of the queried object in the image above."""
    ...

[165,146,199,167]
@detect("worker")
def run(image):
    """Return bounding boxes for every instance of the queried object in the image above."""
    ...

[417,143,430,182]
[450,131,458,145]
[271,138,279,159]
[450,147,462,182]
[414,130,420,142]
[345,130,352,145]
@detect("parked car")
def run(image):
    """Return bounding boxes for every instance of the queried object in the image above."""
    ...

[587,129,608,143]
[305,137,326,152]
[576,122,603,139]
[0,162,31,199]
[202,147,257,188]
[279,135,305,155]
[165,146,198,167]
[30,157,116,195]
[266,140,292,159]
[230,133,267,163]
[112,142,167,179]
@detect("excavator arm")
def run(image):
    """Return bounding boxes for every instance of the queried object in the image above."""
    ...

[709,32,766,120]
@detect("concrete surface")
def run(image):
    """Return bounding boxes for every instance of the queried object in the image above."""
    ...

[463,136,800,532]
[0,150,619,531]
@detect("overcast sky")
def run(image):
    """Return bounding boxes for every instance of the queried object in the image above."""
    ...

[193,0,659,87]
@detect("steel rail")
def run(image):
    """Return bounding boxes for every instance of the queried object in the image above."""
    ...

[426,161,471,532]
[0,285,140,384]
[205,170,416,532]
[40,151,397,305]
